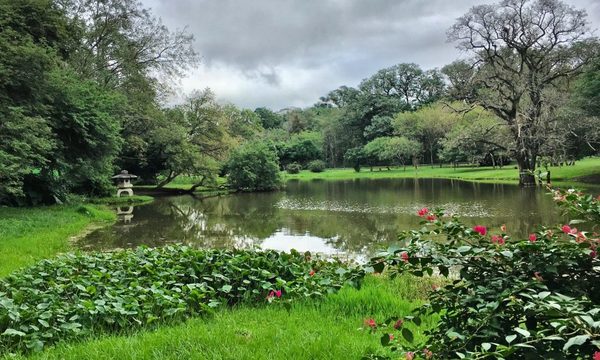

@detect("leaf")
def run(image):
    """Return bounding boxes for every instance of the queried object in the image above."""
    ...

[2,329,26,337]
[372,261,385,274]
[538,291,551,299]
[380,334,392,346]
[563,335,589,351]
[401,328,414,343]
[481,342,492,351]
[220,285,232,293]
[505,334,517,344]
[456,246,472,253]
[513,327,530,338]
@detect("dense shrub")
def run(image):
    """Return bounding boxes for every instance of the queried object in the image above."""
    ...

[0,246,364,353]
[308,160,326,173]
[286,162,302,174]
[226,142,282,191]
[366,188,600,359]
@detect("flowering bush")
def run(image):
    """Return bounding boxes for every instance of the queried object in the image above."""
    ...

[367,190,600,359]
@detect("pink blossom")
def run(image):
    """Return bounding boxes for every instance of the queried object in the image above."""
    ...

[401,252,409,263]
[562,224,572,234]
[393,319,404,329]
[423,348,433,359]
[309,269,315,276]
[364,318,376,328]
[529,234,537,243]
[500,224,507,232]
[426,214,437,222]
[594,351,600,360]
[497,237,506,245]
[534,272,544,282]
[405,352,415,360]
[591,250,597,259]
[417,208,429,217]
[388,334,394,341]
[491,235,503,244]
[473,225,487,236]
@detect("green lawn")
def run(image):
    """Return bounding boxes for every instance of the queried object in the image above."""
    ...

[0,205,114,277]
[13,275,439,360]
[283,157,600,186]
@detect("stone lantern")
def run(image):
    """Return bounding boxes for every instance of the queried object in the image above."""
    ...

[112,170,137,197]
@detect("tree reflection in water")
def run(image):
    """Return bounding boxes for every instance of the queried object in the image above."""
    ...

[80,178,563,259]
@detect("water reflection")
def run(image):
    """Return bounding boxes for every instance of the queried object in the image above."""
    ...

[81,178,564,259]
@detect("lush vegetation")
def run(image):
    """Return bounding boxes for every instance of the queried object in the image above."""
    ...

[283,157,600,186]
[366,188,600,359]
[3,275,439,360]
[226,142,282,192]
[2,0,599,205]
[0,205,114,276]
[0,246,363,354]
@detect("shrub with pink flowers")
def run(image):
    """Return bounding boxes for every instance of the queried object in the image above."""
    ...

[367,190,600,359]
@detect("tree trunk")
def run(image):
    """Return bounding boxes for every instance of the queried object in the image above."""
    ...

[516,156,536,187]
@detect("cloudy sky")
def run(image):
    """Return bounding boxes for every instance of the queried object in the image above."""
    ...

[143,0,600,110]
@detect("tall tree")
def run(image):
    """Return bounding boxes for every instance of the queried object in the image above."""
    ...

[449,0,598,186]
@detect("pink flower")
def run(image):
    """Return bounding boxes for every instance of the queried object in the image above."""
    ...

[500,224,507,232]
[534,272,544,282]
[529,234,537,243]
[364,318,376,328]
[591,250,597,258]
[417,208,429,217]
[401,252,409,263]
[473,225,487,236]
[576,232,587,243]
[393,319,404,329]
[405,352,415,360]
[423,348,433,359]
[498,237,505,245]
[267,290,282,300]
[426,214,437,222]
[562,224,572,234]
[594,351,600,360]
[491,235,503,244]
[309,269,315,276]
[388,334,394,341]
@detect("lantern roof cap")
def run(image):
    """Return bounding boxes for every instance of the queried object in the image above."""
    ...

[112,170,138,180]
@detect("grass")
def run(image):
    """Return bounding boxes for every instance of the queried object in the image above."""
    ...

[89,195,154,205]
[12,275,439,360]
[0,205,115,277]
[283,156,600,187]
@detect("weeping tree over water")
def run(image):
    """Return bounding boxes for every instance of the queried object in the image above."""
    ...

[448,0,598,186]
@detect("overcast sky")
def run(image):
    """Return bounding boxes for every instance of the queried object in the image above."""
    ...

[143,0,600,110]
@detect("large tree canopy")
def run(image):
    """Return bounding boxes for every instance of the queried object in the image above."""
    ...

[448,0,599,186]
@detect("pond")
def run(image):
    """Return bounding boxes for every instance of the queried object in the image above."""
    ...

[81,178,565,260]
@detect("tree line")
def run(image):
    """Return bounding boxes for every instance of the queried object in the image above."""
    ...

[1,0,599,205]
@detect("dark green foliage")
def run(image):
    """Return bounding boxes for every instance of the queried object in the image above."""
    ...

[286,162,302,174]
[0,246,365,353]
[368,190,600,359]
[307,160,326,173]
[344,147,365,172]
[254,107,284,129]
[227,142,282,191]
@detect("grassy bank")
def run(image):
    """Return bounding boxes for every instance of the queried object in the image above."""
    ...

[12,275,438,360]
[284,157,600,186]
[0,205,114,276]
[90,195,154,205]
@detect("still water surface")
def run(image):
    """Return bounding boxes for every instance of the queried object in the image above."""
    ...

[81,179,563,260]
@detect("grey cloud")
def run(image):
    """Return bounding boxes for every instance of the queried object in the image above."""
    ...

[145,0,600,109]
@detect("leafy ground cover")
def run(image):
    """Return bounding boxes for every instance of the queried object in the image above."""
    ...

[0,246,364,354]
[5,275,439,360]
[0,205,114,277]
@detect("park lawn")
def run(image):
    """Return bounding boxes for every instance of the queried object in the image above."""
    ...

[0,205,115,277]
[90,195,154,205]
[12,275,438,360]
[283,156,600,186]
